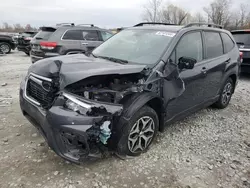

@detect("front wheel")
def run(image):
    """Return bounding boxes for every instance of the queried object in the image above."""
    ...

[117,106,159,157]
[212,78,234,109]
[0,43,11,54]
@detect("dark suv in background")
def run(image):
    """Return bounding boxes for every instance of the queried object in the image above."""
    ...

[30,23,113,63]
[17,31,37,55]
[231,30,250,73]
[0,34,17,54]
[20,22,240,163]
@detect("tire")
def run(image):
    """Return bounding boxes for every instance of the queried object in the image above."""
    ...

[117,105,159,157]
[25,52,30,56]
[212,78,234,109]
[0,42,11,54]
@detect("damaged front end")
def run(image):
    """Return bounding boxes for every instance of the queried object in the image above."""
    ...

[57,73,147,161]
[20,54,186,163]
[20,57,151,163]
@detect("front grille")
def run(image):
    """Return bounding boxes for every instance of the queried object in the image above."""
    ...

[26,74,55,108]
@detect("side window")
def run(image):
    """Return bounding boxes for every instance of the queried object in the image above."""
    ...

[221,33,235,53]
[62,30,83,40]
[100,31,113,41]
[82,30,100,41]
[204,32,223,59]
[175,32,203,63]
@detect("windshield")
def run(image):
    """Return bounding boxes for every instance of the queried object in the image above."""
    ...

[232,33,250,45]
[20,32,37,37]
[92,29,175,65]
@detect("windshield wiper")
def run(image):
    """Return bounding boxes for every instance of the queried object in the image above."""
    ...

[96,55,128,64]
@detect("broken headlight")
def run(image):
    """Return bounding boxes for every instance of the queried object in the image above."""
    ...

[63,93,91,115]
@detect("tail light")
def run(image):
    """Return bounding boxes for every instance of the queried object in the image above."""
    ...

[40,41,57,50]
[239,52,243,63]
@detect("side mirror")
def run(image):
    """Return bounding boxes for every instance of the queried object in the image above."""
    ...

[178,56,196,70]
[157,60,179,81]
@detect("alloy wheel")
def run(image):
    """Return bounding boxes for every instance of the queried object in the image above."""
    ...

[221,82,233,105]
[0,44,10,53]
[128,116,155,153]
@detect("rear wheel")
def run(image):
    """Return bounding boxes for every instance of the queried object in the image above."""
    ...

[213,78,234,109]
[117,106,159,157]
[0,43,11,54]
[25,52,30,56]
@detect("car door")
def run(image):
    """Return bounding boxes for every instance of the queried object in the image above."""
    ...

[60,29,82,53]
[165,31,207,120]
[80,30,103,53]
[201,31,228,100]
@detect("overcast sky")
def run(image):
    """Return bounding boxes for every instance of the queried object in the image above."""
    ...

[1,0,249,28]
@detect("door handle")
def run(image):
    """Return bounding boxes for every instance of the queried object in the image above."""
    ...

[201,67,207,74]
[225,58,231,64]
[82,42,88,45]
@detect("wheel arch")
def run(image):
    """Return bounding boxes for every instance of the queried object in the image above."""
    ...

[120,92,165,131]
[229,74,237,93]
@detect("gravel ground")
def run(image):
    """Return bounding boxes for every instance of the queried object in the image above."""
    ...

[0,51,250,188]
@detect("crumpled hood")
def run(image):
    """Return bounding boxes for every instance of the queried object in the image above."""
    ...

[29,54,147,89]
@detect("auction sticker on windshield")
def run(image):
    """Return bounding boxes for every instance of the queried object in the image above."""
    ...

[156,31,176,37]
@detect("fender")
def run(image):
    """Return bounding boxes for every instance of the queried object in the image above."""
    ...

[121,92,164,121]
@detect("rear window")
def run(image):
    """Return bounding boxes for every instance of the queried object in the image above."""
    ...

[221,33,235,53]
[35,27,56,40]
[232,32,250,45]
[204,32,223,59]
[21,32,37,37]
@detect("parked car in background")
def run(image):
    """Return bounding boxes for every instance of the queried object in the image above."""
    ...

[231,29,250,73]
[30,23,113,63]
[0,34,17,54]
[20,22,240,163]
[17,31,37,55]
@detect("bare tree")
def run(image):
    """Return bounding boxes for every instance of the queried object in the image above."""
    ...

[143,0,162,22]
[13,23,24,33]
[2,22,13,32]
[239,4,247,27]
[25,24,32,31]
[192,12,206,23]
[230,13,241,29]
[203,0,231,27]
[160,4,191,25]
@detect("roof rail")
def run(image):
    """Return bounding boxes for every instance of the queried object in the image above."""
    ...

[77,24,95,27]
[134,22,177,27]
[184,22,223,29]
[56,23,75,27]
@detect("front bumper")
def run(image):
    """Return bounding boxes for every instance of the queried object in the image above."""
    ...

[19,79,119,163]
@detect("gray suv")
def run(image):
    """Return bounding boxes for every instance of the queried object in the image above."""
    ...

[30,23,113,63]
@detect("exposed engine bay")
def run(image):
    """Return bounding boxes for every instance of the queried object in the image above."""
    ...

[65,73,145,104]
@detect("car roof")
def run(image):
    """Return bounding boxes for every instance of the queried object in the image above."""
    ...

[129,25,183,32]
[40,25,111,32]
[126,23,228,33]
